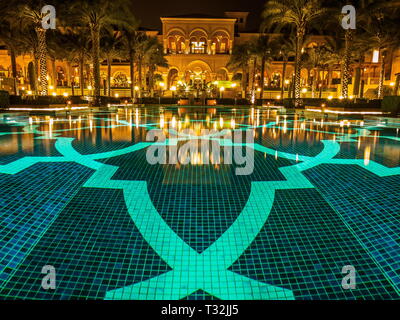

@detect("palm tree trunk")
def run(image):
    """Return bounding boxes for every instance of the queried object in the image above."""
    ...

[107,58,111,97]
[138,56,142,98]
[377,51,385,99]
[129,51,135,100]
[341,30,353,99]
[10,46,18,95]
[294,28,304,106]
[394,73,400,96]
[35,27,48,95]
[51,58,57,89]
[311,69,316,98]
[353,66,361,97]
[259,56,266,99]
[91,25,101,106]
[34,55,39,95]
[281,61,287,98]
[79,57,85,96]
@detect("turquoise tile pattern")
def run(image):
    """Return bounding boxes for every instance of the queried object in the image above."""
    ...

[0,107,399,300]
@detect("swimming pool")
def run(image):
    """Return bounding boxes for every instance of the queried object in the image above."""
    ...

[0,106,399,300]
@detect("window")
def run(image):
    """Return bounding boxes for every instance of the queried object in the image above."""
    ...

[191,41,205,54]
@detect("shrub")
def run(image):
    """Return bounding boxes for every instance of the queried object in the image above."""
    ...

[0,90,10,108]
[382,96,400,116]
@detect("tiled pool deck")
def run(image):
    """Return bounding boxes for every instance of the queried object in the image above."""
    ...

[0,107,399,300]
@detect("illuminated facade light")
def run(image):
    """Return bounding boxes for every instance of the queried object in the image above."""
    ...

[372,50,379,63]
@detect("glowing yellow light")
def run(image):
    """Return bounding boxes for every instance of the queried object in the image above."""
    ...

[170,86,177,91]
[339,96,344,100]
[49,85,54,90]
[52,92,57,96]
[257,88,261,92]
[159,82,165,87]
[390,82,395,87]
[302,88,308,93]
[328,96,333,100]
[284,80,290,85]
[21,87,25,91]
[27,90,32,95]
[134,86,139,91]
[63,92,68,97]
[372,50,379,63]
[349,95,354,99]
[276,95,281,99]
[231,83,237,88]
[220,87,225,92]
[87,85,92,90]
[115,93,119,98]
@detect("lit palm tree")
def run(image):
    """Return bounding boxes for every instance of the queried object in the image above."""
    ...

[227,42,252,97]
[263,0,328,106]
[16,0,53,95]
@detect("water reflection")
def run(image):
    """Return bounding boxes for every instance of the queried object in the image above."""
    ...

[0,108,399,167]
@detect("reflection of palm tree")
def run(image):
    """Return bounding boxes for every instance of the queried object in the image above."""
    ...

[263,0,327,105]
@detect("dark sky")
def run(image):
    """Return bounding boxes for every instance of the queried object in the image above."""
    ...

[132,0,267,31]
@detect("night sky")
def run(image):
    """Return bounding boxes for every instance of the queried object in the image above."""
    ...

[132,0,267,31]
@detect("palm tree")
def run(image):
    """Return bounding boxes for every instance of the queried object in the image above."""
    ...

[0,19,22,95]
[60,28,91,96]
[19,28,40,94]
[263,0,328,106]
[101,30,124,96]
[16,0,53,95]
[275,34,296,98]
[120,26,140,100]
[69,0,135,105]
[250,35,274,99]
[143,37,169,97]
[359,11,397,98]
[227,42,252,97]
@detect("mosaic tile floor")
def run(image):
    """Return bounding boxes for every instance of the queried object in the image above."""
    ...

[0,107,399,300]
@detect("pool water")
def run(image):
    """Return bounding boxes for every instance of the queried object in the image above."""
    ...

[0,106,399,300]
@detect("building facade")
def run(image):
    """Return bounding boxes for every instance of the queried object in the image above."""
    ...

[0,11,399,99]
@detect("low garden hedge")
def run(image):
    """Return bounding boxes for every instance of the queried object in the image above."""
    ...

[382,96,400,116]
[0,90,10,108]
